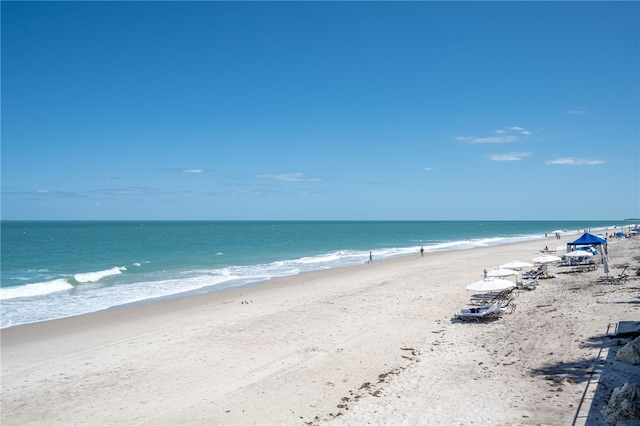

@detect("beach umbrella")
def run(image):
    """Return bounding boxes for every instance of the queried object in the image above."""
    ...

[466,278,515,292]
[564,250,591,258]
[486,268,519,279]
[532,254,561,264]
[499,260,533,270]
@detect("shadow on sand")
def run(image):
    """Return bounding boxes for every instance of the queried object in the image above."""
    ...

[530,321,640,426]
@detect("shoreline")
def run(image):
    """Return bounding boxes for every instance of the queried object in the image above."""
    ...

[2,222,632,330]
[2,234,638,425]
[0,233,562,332]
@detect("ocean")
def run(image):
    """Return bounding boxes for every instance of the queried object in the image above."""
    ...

[0,220,631,329]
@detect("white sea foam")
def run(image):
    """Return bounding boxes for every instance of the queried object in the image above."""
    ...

[2,265,129,303]
[0,279,73,300]
[73,266,126,283]
[0,273,222,329]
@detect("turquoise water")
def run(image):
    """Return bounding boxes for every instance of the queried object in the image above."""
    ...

[0,220,631,328]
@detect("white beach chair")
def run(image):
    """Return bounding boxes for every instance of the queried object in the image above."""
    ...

[454,302,503,322]
[469,287,516,305]
[597,265,630,285]
[518,277,538,291]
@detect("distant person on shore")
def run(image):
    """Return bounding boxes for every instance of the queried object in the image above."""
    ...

[368,251,373,263]
[420,246,424,257]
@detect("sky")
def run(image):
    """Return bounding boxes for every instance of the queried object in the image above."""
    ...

[2,1,639,221]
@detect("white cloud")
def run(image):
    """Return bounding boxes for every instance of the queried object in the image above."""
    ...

[423,167,433,171]
[31,189,85,198]
[458,126,532,144]
[489,152,531,161]
[566,107,587,115]
[256,173,320,182]
[545,157,604,166]
[94,186,165,196]
[459,135,519,144]
[92,175,121,180]
[182,169,203,174]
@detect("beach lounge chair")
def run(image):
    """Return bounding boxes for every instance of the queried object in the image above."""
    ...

[517,277,538,291]
[469,287,517,305]
[470,293,493,305]
[470,298,517,314]
[454,302,504,322]
[522,268,544,280]
[597,265,629,285]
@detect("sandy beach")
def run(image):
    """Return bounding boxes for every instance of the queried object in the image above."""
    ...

[2,234,639,425]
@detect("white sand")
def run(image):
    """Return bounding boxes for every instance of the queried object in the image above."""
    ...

[2,235,639,425]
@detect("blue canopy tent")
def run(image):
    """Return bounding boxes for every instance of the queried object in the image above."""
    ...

[567,232,607,253]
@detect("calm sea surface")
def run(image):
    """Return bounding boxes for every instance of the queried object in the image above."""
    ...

[0,220,631,328]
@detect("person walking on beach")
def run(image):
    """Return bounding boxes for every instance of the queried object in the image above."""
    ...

[420,246,424,257]
[368,251,373,263]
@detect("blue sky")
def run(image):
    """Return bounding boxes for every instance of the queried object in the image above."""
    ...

[2,1,639,220]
